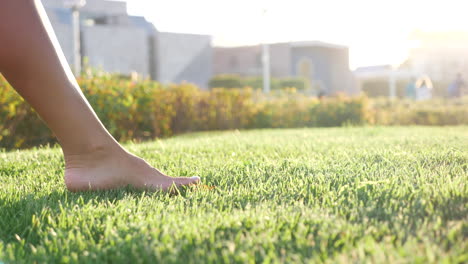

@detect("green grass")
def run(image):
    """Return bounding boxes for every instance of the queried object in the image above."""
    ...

[0,127,467,263]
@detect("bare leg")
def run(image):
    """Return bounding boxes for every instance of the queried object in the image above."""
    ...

[0,0,199,191]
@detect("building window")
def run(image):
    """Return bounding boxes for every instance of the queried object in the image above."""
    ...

[297,58,314,89]
[297,58,312,77]
[229,56,239,71]
[256,53,262,68]
[93,16,108,25]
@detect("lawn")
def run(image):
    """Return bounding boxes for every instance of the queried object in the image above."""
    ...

[0,127,467,263]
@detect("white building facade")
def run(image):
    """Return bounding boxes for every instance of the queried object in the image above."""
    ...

[43,0,213,88]
[407,31,468,82]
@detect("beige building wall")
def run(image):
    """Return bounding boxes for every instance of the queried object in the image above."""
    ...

[213,46,262,76]
[156,32,212,88]
[82,26,150,77]
[213,43,301,78]
[269,43,292,78]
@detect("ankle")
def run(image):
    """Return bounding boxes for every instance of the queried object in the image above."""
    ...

[63,141,125,168]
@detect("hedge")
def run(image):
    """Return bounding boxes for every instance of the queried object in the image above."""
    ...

[1,74,467,149]
[209,75,309,90]
[370,97,468,125]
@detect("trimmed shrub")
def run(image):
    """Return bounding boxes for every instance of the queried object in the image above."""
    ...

[1,74,466,150]
[0,76,52,149]
[370,97,468,125]
[278,78,308,90]
[208,75,243,89]
[361,78,452,98]
[209,75,308,91]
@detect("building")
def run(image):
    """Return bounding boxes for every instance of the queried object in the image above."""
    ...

[213,41,357,95]
[43,0,212,88]
[353,31,468,98]
[407,31,468,82]
[42,0,358,94]
[353,65,414,98]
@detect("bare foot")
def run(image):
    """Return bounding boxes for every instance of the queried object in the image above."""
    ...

[63,144,200,192]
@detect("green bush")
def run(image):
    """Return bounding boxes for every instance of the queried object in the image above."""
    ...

[361,78,452,98]
[0,76,53,149]
[278,78,308,90]
[1,74,466,150]
[361,78,407,98]
[208,75,243,89]
[209,75,308,91]
[369,97,468,125]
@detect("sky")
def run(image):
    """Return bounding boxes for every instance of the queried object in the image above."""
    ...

[125,0,468,69]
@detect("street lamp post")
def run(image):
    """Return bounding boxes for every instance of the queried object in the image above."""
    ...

[65,0,86,76]
[261,8,271,94]
[262,43,271,94]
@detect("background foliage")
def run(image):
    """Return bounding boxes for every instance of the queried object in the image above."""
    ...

[361,77,451,98]
[209,74,309,91]
[1,74,467,149]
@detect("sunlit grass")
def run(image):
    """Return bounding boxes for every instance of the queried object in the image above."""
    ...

[1,127,467,263]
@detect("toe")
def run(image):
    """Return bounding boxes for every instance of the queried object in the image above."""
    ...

[173,176,201,186]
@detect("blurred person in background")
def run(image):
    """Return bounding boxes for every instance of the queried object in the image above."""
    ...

[415,77,433,101]
[448,73,465,98]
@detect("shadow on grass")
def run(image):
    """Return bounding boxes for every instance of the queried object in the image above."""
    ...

[0,185,198,245]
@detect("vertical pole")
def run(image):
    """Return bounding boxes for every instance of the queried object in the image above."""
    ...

[261,7,270,94]
[262,43,270,94]
[71,6,81,76]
